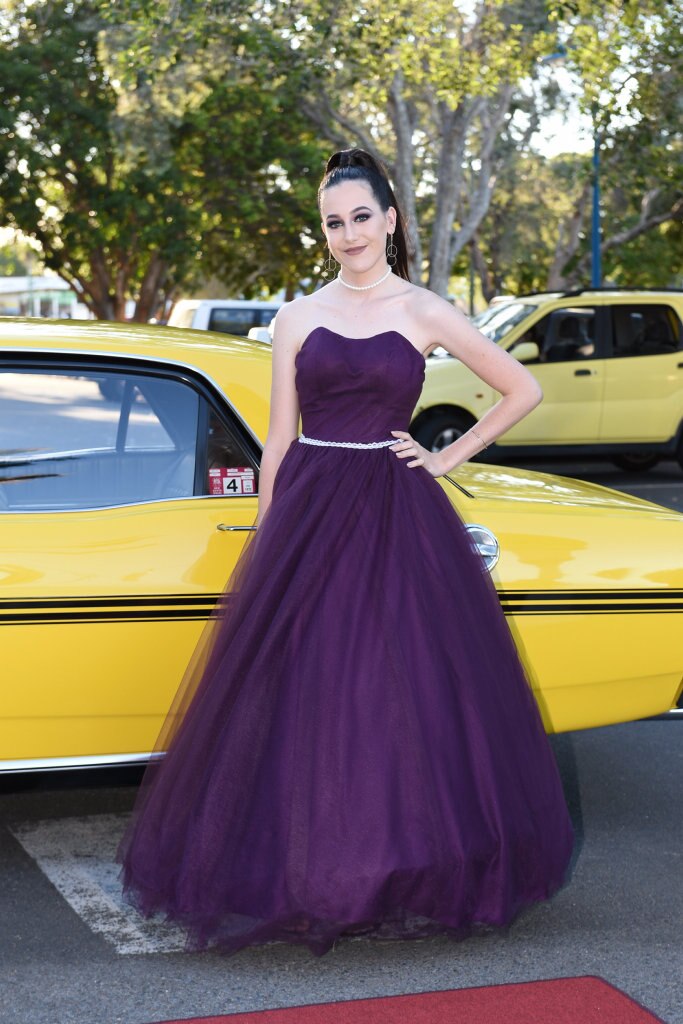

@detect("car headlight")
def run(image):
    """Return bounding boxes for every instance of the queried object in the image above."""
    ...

[465,523,500,572]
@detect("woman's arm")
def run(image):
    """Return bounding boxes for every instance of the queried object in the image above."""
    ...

[257,306,302,525]
[398,296,543,477]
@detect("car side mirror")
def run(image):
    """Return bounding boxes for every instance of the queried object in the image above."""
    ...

[510,341,540,364]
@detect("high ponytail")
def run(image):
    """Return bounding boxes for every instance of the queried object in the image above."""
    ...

[318,148,411,282]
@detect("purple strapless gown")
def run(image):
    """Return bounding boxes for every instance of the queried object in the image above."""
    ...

[117,327,573,956]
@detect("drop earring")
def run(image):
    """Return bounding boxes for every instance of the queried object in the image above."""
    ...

[322,246,338,278]
[386,233,397,267]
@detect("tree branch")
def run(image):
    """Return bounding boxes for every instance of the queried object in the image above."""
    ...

[572,192,683,282]
[300,95,384,167]
[449,83,515,260]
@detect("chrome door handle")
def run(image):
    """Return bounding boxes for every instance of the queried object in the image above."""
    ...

[216,524,257,532]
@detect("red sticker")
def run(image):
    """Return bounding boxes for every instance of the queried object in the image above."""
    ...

[208,467,256,496]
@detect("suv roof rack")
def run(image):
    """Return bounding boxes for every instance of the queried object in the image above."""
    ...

[515,286,683,299]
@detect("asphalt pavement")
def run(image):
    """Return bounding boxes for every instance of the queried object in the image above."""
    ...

[1,457,681,1024]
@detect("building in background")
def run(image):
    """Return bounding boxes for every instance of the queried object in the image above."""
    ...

[0,275,91,318]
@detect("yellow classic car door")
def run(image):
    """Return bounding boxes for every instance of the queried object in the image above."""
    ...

[0,360,260,769]
[498,305,608,445]
[599,301,683,442]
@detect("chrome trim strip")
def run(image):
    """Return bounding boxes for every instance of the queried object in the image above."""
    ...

[0,494,259,514]
[3,709,682,771]
[0,751,164,773]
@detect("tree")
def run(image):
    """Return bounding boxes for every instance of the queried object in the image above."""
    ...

[542,0,683,288]
[260,0,558,295]
[0,1,208,320]
[0,233,42,276]
[0,0,326,318]
[99,0,328,299]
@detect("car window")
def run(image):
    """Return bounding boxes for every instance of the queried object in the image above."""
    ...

[476,302,534,344]
[208,309,258,335]
[610,304,682,357]
[517,307,597,363]
[0,367,258,511]
[255,308,279,326]
[206,409,257,497]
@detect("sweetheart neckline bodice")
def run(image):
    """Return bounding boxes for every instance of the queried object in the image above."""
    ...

[296,326,426,365]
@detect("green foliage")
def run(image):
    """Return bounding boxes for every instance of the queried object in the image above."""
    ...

[0,236,41,276]
[180,75,327,297]
[470,0,683,293]
[607,221,683,288]
[0,0,325,318]
[0,0,206,319]
[0,0,679,307]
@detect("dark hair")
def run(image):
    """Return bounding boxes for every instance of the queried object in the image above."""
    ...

[318,148,411,282]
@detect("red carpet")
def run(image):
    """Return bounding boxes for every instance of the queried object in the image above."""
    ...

[155,977,665,1023]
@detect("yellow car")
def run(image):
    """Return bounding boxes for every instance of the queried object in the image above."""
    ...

[412,289,683,473]
[1,318,682,772]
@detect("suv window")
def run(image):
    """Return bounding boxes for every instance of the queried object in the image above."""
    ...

[516,307,597,363]
[610,304,681,357]
[0,367,258,511]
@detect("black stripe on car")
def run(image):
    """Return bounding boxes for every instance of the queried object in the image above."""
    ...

[1,590,682,624]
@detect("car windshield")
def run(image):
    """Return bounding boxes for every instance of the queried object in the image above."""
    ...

[476,302,535,344]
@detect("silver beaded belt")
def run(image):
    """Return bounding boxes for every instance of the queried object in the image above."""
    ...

[298,433,396,449]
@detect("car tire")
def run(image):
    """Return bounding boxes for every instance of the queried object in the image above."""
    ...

[612,453,660,473]
[413,411,477,454]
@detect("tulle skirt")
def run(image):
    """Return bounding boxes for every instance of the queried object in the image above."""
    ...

[117,441,573,956]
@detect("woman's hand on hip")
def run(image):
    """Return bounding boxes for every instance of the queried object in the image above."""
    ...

[390,431,446,477]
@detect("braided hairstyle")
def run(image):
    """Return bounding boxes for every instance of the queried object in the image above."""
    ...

[318,149,411,282]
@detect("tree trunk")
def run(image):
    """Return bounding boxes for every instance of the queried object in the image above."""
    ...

[449,84,515,262]
[426,102,472,296]
[470,237,496,303]
[133,254,168,322]
[546,182,591,291]
[386,71,422,281]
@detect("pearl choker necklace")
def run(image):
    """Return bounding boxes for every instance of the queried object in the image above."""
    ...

[337,266,393,291]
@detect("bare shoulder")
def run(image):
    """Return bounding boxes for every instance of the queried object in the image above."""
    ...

[273,288,332,349]
[399,284,468,350]
[411,288,465,331]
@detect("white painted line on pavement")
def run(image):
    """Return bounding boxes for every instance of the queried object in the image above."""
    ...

[9,814,188,955]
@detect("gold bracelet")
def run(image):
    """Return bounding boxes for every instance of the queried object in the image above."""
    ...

[470,426,489,450]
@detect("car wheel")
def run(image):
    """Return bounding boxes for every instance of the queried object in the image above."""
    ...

[612,453,660,473]
[413,411,477,454]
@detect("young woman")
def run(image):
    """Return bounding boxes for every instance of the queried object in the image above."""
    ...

[118,148,573,957]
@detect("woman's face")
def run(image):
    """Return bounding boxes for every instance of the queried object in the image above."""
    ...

[320,180,396,277]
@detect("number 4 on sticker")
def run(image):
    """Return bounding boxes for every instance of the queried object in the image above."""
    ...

[208,467,256,496]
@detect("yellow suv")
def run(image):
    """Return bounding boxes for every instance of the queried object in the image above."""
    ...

[412,289,683,472]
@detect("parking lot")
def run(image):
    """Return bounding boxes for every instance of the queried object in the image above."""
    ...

[1,458,681,1024]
